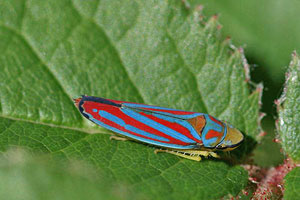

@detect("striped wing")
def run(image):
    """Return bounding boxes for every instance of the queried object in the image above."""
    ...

[77,96,203,149]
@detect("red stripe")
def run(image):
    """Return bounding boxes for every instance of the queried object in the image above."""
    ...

[209,115,224,127]
[205,130,223,140]
[206,116,224,141]
[82,101,190,145]
[139,112,202,143]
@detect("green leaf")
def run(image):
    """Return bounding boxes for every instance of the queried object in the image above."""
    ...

[0,149,139,200]
[284,167,300,200]
[0,116,249,199]
[277,52,300,161]
[188,0,300,85]
[0,0,261,199]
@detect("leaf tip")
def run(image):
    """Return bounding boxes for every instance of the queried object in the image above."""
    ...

[255,83,264,94]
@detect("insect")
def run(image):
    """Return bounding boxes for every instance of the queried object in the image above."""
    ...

[74,95,244,161]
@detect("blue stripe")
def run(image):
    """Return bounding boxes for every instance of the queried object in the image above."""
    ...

[152,113,202,141]
[83,111,197,149]
[219,125,227,145]
[124,103,203,118]
[148,111,201,119]
[125,125,169,142]
[121,108,196,143]
[99,110,126,126]
[204,137,218,146]
[124,103,202,120]
[98,111,169,142]
[201,114,227,147]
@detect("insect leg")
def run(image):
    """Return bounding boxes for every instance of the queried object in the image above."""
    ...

[110,135,128,141]
[179,150,220,158]
[154,149,202,161]
[208,152,219,158]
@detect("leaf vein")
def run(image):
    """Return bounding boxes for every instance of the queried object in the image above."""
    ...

[165,31,208,113]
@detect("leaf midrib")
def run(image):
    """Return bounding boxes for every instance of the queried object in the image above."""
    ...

[0,115,102,134]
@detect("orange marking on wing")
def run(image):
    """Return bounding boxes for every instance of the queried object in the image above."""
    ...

[187,115,205,138]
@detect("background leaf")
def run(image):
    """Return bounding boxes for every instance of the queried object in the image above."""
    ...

[0,149,139,200]
[0,0,262,199]
[189,0,300,84]
[187,0,298,168]
[187,0,300,119]
[284,167,300,200]
[277,52,300,161]
[277,53,300,200]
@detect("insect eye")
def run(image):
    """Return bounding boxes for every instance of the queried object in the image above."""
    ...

[215,143,226,149]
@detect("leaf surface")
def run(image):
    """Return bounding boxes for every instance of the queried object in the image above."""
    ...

[0,149,139,200]
[189,0,300,85]
[284,167,300,200]
[277,53,300,161]
[0,0,261,199]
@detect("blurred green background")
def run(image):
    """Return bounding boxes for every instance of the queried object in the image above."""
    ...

[189,0,300,166]
[193,0,300,115]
